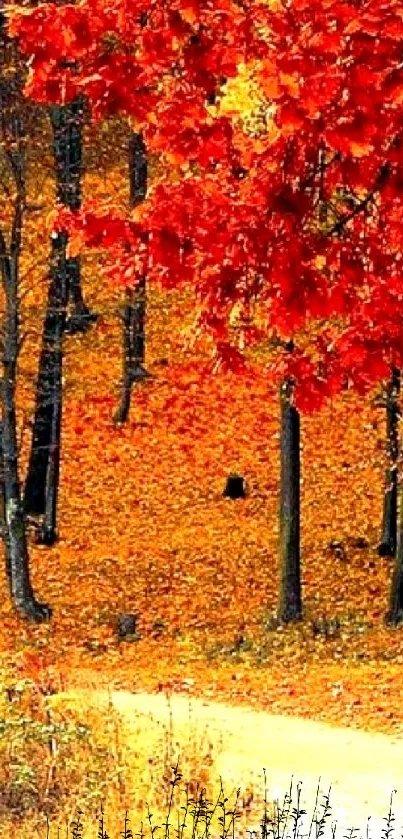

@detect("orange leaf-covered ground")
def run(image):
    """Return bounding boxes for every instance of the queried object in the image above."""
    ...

[1,116,403,748]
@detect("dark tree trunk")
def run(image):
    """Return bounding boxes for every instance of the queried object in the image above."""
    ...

[113,277,148,424]
[23,95,93,534]
[278,380,302,623]
[0,3,51,620]
[113,131,149,424]
[0,421,9,584]
[378,367,400,557]
[1,255,52,621]
[49,100,97,334]
[23,233,69,546]
[129,131,147,207]
[385,477,403,626]
[40,237,66,546]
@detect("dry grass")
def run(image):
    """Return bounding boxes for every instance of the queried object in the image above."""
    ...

[0,676,399,839]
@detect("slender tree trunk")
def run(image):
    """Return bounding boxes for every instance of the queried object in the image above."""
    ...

[49,100,97,334]
[385,474,403,626]
[24,273,59,517]
[129,131,147,208]
[378,367,400,557]
[0,7,51,619]
[0,420,9,583]
[23,233,69,546]
[40,239,66,546]
[23,95,91,532]
[113,131,149,424]
[278,379,302,623]
[1,254,52,621]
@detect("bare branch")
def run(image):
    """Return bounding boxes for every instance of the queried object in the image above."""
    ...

[301,150,341,192]
[328,162,390,237]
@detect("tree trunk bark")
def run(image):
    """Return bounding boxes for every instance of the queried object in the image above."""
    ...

[49,100,97,334]
[39,233,67,545]
[385,476,403,626]
[24,93,90,532]
[113,131,149,424]
[278,379,302,623]
[0,420,10,584]
[0,2,51,620]
[2,256,51,621]
[378,367,400,557]
[23,233,69,546]
[113,277,148,424]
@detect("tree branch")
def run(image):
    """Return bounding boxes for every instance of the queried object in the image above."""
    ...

[327,162,390,237]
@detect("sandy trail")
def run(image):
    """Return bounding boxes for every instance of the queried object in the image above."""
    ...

[47,688,403,839]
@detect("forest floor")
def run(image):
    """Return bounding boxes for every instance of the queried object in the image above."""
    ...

[1,122,403,836]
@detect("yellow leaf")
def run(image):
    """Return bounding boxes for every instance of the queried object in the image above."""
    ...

[45,209,58,233]
[348,140,374,158]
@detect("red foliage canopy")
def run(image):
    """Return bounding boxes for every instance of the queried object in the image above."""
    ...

[9,0,403,411]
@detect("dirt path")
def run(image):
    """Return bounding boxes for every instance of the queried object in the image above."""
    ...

[47,688,403,839]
